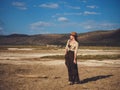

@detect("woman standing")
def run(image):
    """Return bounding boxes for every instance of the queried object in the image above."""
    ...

[65,32,80,85]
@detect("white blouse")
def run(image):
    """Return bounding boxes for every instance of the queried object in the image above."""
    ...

[65,39,79,54]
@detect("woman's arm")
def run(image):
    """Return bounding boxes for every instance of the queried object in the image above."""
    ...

[65,40,69,55]
[74,42,79,64]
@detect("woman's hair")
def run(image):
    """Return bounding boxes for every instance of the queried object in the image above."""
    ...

[74,35,78,42]
[70,32,78,42]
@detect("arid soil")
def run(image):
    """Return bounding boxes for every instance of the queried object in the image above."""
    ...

[0,48,120,90]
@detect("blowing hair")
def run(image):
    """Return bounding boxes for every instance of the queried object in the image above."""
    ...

[74,35,78,42]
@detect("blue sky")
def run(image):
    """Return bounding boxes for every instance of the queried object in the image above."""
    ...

[0,0,120,35]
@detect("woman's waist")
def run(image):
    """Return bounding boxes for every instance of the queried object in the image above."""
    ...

[68,48,75,51]
[67,50,74,52]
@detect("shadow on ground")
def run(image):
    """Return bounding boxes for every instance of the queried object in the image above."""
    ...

[81,75,113,84]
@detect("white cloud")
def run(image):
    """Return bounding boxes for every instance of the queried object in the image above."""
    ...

[64,12,82,15]
[12,2,25,7]
[0,27,3,31]
[57,17,69,22]
[39,3,59,9]
[99,23,120,30]
[84,11,100,15]
[66,5,80,9]
[84,25,93,29]
[53,11,100,17]
[30,21,53,30]
[87,5,98,9]
[80,21,120,30]
[52,12,82,18]
[12,2,27,10]
[58,20,117,30]
[0,20,4,34]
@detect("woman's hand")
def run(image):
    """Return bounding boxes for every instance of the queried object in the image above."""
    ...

[65,52,67,56]
[73,59,77,64]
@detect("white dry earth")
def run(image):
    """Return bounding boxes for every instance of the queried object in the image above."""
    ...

[0,48,120,67]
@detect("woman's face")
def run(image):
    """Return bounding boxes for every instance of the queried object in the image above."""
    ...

[70,35,74,40]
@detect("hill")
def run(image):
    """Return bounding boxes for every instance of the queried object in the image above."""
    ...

[0,29,120,46]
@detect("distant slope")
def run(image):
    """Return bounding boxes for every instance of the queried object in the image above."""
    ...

[78,29,120,46]
[0,29,120,46]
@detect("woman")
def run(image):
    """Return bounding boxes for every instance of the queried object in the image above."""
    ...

[65,32,80,85]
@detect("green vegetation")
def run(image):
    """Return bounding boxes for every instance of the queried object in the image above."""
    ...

[41,54,120,60]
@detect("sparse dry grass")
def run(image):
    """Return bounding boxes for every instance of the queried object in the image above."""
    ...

[1,45,120,50]
[0,46,120,90]
[41,54,120,60]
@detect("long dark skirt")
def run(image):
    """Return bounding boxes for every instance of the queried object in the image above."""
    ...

[65,51,80,83]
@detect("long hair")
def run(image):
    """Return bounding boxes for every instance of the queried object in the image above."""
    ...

[74,35,78,42]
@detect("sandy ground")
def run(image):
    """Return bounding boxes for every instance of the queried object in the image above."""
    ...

[0,49,120,90]
[0,49,120,60]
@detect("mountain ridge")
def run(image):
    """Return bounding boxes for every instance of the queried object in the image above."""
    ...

[0,29,120,46]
